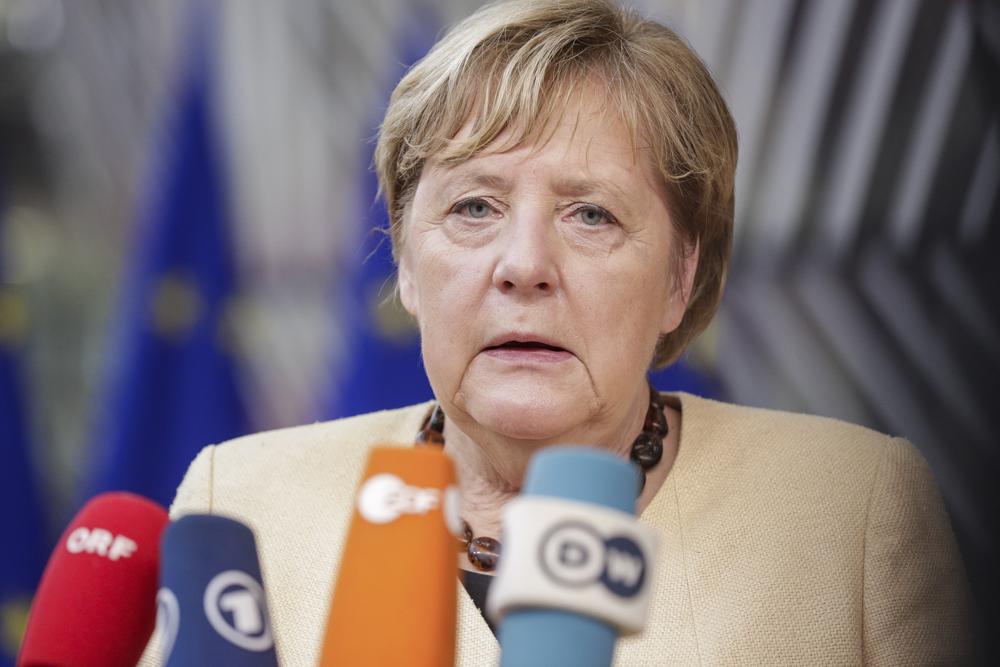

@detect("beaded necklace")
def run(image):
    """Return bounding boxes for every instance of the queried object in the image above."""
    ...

[415,381,667,572]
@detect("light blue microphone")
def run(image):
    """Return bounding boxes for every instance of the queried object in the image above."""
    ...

[488,446,656,667]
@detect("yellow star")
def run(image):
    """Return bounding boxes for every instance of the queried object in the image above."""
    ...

[148,271,202,342]
[369,278,418,344]
[1,596,32,658]
[0,287,28,349]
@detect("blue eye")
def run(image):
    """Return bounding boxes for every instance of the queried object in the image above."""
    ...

[575,206,611,226]
[456,199,493,219]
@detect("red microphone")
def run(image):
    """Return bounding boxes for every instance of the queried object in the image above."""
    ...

[18,492,169,667]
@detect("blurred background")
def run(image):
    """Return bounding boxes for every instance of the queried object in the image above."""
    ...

[1,0,997,663]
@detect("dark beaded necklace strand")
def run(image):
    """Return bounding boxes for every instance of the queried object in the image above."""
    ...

[416,381,668,572]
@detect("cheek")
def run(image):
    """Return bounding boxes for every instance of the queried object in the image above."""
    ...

[574,260,669,367]
[412,246,483,321]
[411,248,489,390]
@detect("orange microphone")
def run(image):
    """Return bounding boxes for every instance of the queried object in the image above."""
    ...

[318,446,461,666]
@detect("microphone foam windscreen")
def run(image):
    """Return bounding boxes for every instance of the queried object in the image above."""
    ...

[158,514,278,666]
[318,446,460,667]
[18,492,169,667]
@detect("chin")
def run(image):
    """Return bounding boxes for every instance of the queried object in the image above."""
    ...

[462,388,589,443]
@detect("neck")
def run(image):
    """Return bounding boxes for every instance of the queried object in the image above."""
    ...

[441,382,651,539]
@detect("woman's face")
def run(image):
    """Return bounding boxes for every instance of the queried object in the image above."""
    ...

[398,97,696,443]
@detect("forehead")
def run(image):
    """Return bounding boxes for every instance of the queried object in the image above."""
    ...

[423,96,662,196]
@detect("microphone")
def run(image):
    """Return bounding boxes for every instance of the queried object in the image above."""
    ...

[487,446,658,667]
[18,492,169,667]
[157,514,278,666]
[318,446,461,666]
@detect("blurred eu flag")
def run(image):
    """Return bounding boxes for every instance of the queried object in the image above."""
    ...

[0,190,47,665]
[86,10,249,508]
[325,16,439,419]
[650,357,725,400]
[325,159,434,419]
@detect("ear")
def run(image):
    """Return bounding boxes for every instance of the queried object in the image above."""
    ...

[659,239,699,335]
[397,251,419,321]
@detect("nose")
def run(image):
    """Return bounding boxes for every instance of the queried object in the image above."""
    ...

[491,210,559,297]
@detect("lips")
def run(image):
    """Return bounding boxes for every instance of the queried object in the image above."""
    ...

[484,340,566,352]
[481,334,574,363]
[483,335,569,353]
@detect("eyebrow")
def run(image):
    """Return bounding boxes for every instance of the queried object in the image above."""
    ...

[444,172,513,194]
[438,169,636,214]
[551,177,605,198]
[446,172,628,198]
[551,177,632,206]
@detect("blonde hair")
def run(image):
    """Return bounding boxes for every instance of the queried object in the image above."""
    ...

[375,0,737,367]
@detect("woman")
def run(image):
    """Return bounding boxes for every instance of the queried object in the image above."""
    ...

[144,0,972,664]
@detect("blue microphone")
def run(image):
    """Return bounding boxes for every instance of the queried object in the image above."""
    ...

[487,447,658,667]
[157,514,279,666]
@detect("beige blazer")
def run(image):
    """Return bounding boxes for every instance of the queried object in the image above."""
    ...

[140,392,973,666]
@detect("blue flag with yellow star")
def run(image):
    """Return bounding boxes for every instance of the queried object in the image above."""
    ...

[324,16,438,419]
[0,185,48,665]
[324,166,434,419]
[86,14,249,508]
[325,165,434,419]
